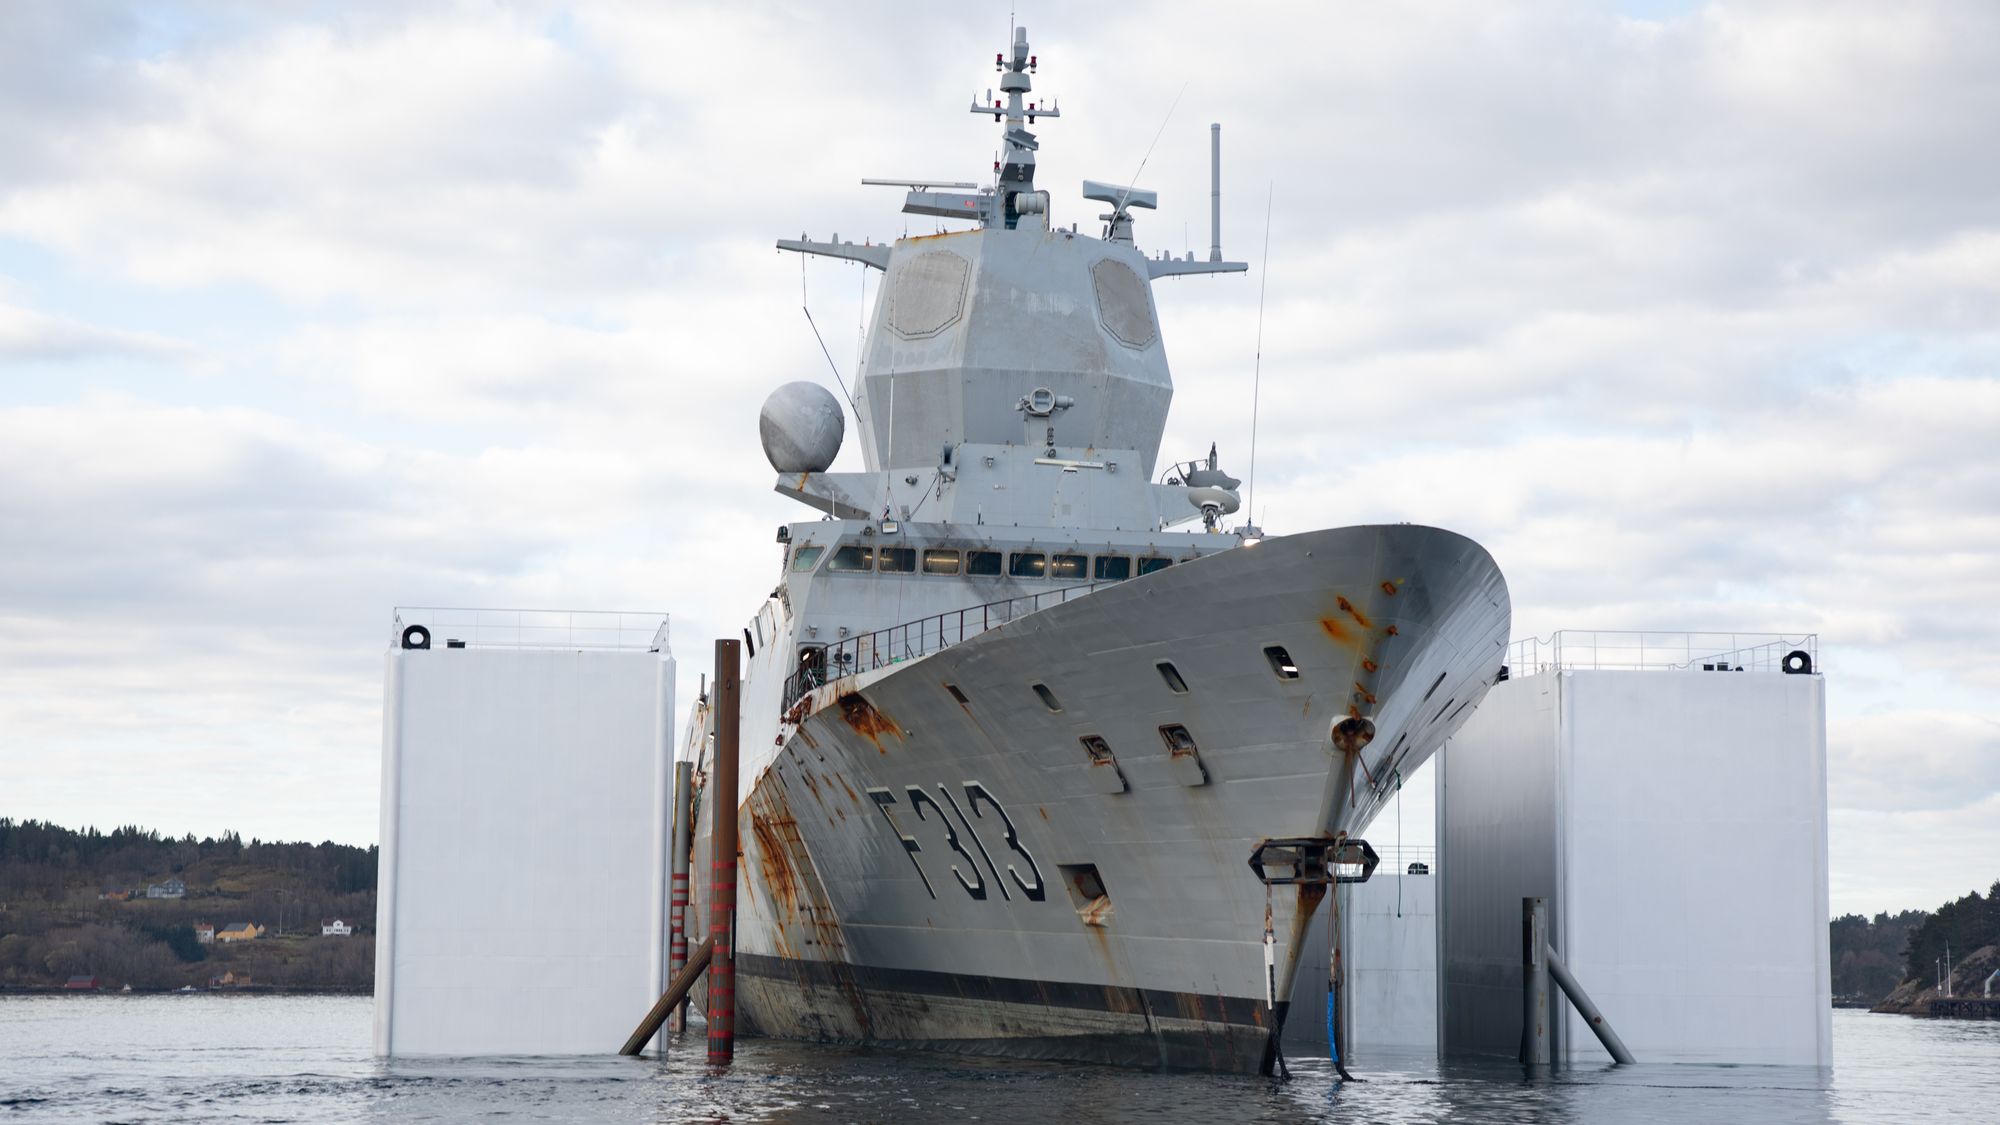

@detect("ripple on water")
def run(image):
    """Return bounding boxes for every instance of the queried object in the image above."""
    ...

[1,997,1996,1123]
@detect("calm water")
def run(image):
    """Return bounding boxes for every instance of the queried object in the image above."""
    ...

[1,997,1994,1123]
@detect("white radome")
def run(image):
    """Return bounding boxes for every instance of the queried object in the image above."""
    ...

[758,381,844,473]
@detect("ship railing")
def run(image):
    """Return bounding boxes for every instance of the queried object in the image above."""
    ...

[392,607,671,652]
[1363,845,1439,876]
[1504,630,1818,678]
[784,583,1101,708]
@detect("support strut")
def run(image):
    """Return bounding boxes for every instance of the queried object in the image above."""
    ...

[619,937,715,1056]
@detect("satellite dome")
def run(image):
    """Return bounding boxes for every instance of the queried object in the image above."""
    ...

[759,381,844,474]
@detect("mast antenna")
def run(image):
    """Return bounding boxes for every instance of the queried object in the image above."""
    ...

[800,257,859,418]
[1246,183,1273,528]
[1107,81,1188,232]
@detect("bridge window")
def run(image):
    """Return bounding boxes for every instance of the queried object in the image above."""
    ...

[1093,555,1131,581]
[967,550,1002,576]
[923,549,962,575]
[1009,552,1047,578]
[828,545,874,572]
[789,545,824,572]
[1137,557,1173,576]
[878,546,916,573]
[1050,553,1086,580]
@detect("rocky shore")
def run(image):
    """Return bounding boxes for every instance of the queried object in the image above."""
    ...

[1872,941,1999,1015]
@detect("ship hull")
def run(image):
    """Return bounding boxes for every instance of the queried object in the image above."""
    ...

[692,523,1508,1072]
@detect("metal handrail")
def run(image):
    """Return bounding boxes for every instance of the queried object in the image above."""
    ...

[392,607,671,652]
[1504,630,1818,677]
[1365,844,1439,874]
[784,583,1100,707]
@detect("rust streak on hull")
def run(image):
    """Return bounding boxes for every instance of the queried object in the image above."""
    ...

[838,692,901,753]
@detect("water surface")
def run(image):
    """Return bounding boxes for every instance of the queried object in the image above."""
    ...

[1,997,1991,1122]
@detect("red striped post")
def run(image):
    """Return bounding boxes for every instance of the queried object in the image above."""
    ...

[668,759,693,1035]
[706,638,741,1065]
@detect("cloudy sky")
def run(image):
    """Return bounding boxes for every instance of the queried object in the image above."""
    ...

[2,1,1994,917]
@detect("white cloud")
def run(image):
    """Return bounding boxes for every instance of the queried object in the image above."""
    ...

[0,301,194,363]
[1829,711,2000,814]
[0,2,1994,918]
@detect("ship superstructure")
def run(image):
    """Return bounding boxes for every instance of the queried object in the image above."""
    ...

[688,28,1510,1073]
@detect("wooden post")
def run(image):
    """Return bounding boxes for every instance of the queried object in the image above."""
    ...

[706,638,742,1065]
[668,760,694,1035]
[619,937,714,1056]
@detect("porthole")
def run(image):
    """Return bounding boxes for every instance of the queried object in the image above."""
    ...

[1057,862,1110,917]
[1264,646,1299,679]
[1156,662,1189,694]
[1032,682,1063,712]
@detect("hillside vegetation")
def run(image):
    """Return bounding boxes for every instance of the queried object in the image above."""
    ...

[0,819,375,991]
[1829,910,1928,1003]
[1872,880,2000,1014]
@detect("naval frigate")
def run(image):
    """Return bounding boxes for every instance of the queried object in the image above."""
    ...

[685,27,1510,1074]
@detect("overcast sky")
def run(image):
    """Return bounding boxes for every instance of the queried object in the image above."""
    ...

[2,1,1995,917]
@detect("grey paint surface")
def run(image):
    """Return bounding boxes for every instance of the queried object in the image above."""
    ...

[1437,676,1564,1059]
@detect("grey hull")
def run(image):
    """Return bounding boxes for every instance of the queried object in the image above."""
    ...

[692,522,1509,1072]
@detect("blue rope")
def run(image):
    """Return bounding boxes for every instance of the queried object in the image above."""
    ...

[1327,988,1338,1064]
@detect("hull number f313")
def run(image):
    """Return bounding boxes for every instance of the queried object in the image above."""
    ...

[867,782,1046,902]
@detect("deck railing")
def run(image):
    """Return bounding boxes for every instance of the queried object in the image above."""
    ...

[783,583,1100,708]
[1363,844,1438,875]
[392,607,671,652]
[1504,630,1818,677]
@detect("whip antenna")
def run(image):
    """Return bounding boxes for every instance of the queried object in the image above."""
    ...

[1110,81,1189,220]
[801,256,859,418]
[1246,182,1273,525]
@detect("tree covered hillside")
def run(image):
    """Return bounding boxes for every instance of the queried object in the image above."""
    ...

[0,819,376,990]
[1829,910,1928,1002]
[1900,881,2000,986]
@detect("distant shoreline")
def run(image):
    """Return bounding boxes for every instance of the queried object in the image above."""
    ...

[1,985,371,996]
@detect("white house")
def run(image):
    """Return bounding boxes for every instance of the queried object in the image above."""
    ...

[321,918,354,937]
[145,877,186,899]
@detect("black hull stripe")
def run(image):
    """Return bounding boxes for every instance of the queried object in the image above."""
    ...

[735,951,1275,1032]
